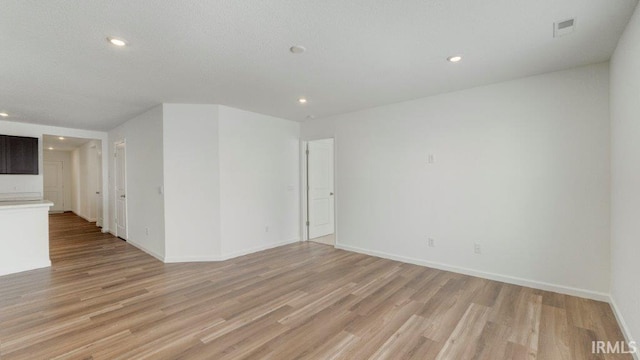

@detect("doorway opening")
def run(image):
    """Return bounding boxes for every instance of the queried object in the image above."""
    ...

[43,135,103,226]
[43,134,106,261]
[303,138,335,246]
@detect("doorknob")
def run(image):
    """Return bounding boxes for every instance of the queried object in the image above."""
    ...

[330,192,334,196]
[96,192,100,195]
[120,195,126,198]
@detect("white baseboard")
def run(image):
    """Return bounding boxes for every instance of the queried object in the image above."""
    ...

[0,260,51,277]
[163,238,301,263]
[126,240,165,262]
[609,295,639,360]
[163,255,221,263]
[335,243,610,302]
[72,211,96,223]
[219,238,301,261]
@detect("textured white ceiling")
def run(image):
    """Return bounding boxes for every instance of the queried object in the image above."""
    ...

[0,0,637,130]
[42,135,91,152]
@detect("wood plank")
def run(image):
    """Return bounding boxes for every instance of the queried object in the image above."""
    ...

[538,304,572,359]
[435,303,490,360]
[0,213,631,359]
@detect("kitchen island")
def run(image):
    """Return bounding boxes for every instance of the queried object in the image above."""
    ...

[0,200,53,276]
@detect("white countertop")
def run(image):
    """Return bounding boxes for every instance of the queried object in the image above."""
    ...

[0,200,54,210]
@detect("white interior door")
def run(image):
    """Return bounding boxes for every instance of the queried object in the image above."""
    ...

[308,139,335,239]
[115,142,127,239]
[43,161,64,212]
[96,145,103,227]
[87,145,98,221]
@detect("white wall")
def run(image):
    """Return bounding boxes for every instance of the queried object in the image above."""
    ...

[43,150,73,211]
[218,106,300,257]
[303,63,611,299]
[69,140,102,221]
[611,2,640,346]
[0,120,109,229]
[160,104,300,261]
[108,106,165,259]
[163,104,221,261]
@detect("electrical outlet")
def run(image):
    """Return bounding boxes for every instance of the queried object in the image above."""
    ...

[474,243,481,254]
[145,227,149,236]
[265,226,269,233]
[428,238,435,247]
[427,154,435,164]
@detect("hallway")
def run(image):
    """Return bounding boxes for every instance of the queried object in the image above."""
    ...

[49,212,120,263]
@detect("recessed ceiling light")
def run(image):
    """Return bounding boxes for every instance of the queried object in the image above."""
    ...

[58,137,65,140]
[290,45,306,54]
[0,112,8,117]
[48,147,54,150]
[107,37,127,47]
[298,98,308,104]
[447,55,462,63]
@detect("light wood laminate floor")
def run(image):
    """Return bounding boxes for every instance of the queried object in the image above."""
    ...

[0,213,631,359]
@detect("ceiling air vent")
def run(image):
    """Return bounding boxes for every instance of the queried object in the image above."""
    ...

[554,18,576,38]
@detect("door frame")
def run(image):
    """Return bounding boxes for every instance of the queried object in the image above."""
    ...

[114,140,128,240]
[300,137,337,244]
[95,143,103,228]
[43,133,110,234]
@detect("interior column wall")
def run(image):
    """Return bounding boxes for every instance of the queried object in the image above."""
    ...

[163,104,221,261]
[218,105,301,258]
[610,1,640,346]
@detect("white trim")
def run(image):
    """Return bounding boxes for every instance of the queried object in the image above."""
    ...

[609,295,639,360]
[164,238,301,263]
[126,239,165,262]
[300,136,338,243]
[163,255,222,263]
[220,238,301,261]
[334,243,610,302]
[300,140,308,241]
[0,260,51,277]
[70,210,103,230]
[113,140,128,240]
[72,211,96,223]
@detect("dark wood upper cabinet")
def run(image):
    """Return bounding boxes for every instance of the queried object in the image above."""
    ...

[0,135,39,175]
[0,136,6,174]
